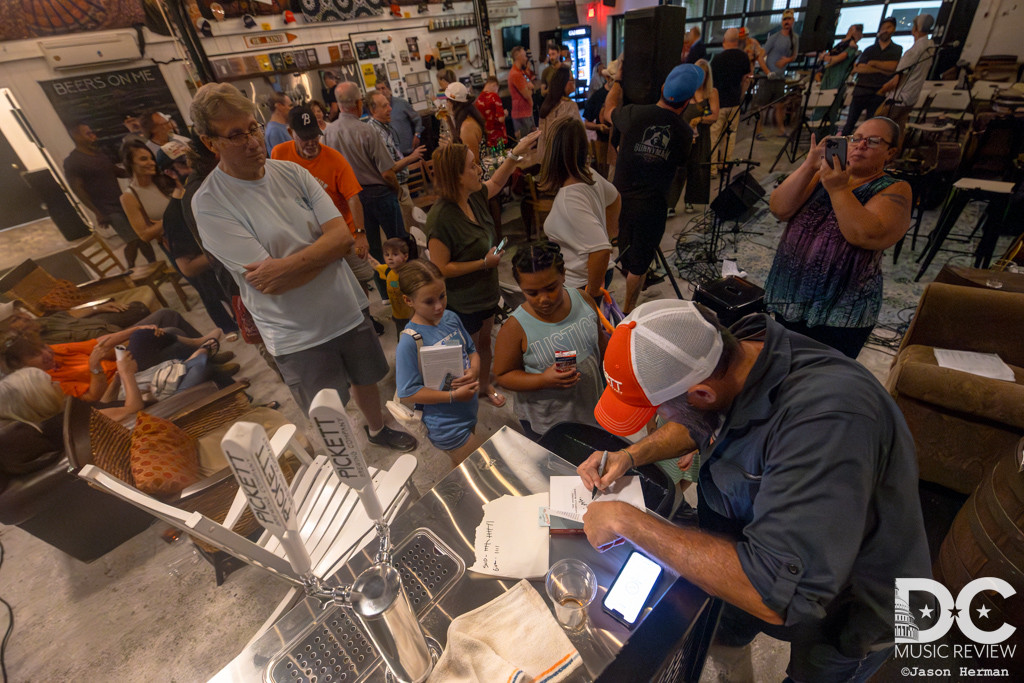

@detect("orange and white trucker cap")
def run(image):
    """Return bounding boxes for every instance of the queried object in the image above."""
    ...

[595,300,724,436]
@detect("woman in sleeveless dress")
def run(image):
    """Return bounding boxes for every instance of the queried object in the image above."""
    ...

[765,117,912,358]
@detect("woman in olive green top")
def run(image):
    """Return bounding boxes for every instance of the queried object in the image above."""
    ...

[426,130,541,407]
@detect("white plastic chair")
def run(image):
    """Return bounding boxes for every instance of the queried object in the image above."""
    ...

[78,450,417,585]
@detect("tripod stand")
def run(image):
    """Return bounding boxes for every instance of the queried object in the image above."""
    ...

[770,74,822,172]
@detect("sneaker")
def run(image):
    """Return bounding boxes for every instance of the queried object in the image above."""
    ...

[667,207,676,217]
[372,317,385,336]
[365,425,418,453]
[685,203,696,214]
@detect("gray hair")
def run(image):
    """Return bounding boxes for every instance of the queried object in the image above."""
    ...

[335,82,362,112]
[867,116,901,145]
[511,46,525,60]
[0,368,64,427]
[368,90,389,113]
[190,83,257,137]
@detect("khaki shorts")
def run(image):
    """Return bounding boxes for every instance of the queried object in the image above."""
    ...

[345,251,375,283]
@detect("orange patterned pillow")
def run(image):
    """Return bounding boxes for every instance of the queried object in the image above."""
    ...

[129,412,201,498]
[36,279,85,312]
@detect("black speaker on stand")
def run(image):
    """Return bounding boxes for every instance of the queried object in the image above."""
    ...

[798,0,842,55]
[622,5,686,105]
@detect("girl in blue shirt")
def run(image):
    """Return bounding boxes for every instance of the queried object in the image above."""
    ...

[395,260,482,466]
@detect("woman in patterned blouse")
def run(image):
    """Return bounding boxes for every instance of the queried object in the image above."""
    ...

[764,117,911,358]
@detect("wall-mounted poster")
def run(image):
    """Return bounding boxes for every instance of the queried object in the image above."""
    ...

[355,41,379,61]
[406,37,420,61]
[339,40,356,62]
[387,61,400,80]
[39,66,183,158]
[361,64,377,89]
[373,64,389,89]
[400,50,410,66]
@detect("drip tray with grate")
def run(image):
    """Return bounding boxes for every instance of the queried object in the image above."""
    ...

[267,529,464,683]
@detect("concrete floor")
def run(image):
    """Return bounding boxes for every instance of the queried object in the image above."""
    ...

[0,114,921,682]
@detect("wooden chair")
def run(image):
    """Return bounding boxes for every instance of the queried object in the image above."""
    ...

[72,381,418,587]
[64,381,311,584]
[71,234,192,311]
[405,161,440,211]
[522,174,554,240]
[0,258,136,316]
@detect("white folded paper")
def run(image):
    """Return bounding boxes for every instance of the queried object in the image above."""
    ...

[469,493,549,580]
[548,475,646,523]
[933,348,1016,382]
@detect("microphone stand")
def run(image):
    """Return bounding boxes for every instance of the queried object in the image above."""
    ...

[770,61,819,172]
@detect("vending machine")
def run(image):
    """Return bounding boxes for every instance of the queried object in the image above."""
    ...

[561,25,592,103]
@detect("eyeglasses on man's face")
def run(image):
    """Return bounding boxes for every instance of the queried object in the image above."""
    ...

[848,135,894,149]
[213,123,266,147]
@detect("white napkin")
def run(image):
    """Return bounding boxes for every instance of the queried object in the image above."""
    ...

[427,580,582,683]
[469,493,549,579]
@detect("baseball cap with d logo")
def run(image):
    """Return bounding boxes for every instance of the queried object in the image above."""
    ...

[288,105,322,140]
[595,300,724,436]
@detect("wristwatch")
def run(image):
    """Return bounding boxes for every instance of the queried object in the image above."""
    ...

[354,228,366,234]
[90,366,104,375]
[506,151,524,163]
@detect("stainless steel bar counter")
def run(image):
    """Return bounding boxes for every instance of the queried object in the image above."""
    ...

[211,427,715,683]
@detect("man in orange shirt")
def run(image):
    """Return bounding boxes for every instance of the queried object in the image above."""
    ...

[271,105,377,302]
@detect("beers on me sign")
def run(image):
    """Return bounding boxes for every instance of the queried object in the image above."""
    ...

[894,577,1018,678]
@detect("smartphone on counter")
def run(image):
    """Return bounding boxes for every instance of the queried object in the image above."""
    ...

[824,136,847,171]
[602,551,663,629]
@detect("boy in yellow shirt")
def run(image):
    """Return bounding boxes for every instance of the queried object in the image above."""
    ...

[367,237,414,337]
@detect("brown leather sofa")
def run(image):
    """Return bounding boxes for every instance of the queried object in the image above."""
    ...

[0,382,227,563]
[886,283,1024,494]
[0,414,154,563]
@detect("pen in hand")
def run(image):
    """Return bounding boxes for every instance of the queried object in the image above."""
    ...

[592,450,608,501]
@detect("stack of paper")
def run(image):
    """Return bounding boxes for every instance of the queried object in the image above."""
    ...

[547,476,646,523]
[420,343,465,390]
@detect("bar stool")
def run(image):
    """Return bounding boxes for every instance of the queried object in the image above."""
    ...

[914,178,1015,281]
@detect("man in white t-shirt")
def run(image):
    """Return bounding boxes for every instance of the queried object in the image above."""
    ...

[878,14,936,140]
[539,120,621,299]
[190,82,417,452]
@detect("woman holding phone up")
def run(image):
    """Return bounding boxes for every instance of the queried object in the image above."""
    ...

[425,131,541,407]
[765,117,911,358]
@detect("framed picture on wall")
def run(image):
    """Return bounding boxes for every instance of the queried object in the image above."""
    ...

[339,40,356,63]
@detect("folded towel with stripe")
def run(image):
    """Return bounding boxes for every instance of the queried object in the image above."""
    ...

[427,579,582,683]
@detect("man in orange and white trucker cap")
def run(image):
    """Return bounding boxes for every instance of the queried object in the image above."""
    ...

[577,300,930,681]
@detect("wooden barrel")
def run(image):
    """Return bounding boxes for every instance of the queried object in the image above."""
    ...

[936,439,1024,629]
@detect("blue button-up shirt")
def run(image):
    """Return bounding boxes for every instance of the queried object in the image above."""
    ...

[696,314,929,655]
[369,117,408,185]
[388,95,424,155]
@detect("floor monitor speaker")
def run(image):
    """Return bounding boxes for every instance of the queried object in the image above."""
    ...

[710,171,765,223]
[622,5,686,105]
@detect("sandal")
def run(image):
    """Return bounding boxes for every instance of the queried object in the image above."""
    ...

[200,338,220,357]
[481,388,507,408]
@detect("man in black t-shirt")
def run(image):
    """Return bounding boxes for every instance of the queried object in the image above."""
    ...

[841,17,902,136]
[322,72,339,121]
[602,63,703,313]
[155,143,239,334]
[710,28,752,176]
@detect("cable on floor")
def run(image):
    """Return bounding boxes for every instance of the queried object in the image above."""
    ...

[0,539,13,683]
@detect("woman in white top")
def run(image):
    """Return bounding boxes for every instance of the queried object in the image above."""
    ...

[119,140,175,253]
[538,117,620,299]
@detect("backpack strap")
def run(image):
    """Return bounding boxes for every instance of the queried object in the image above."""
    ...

[395,328,424,403]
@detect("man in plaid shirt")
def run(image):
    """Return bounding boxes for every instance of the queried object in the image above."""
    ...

[368,90,426,231]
